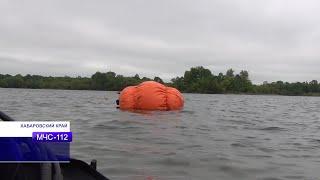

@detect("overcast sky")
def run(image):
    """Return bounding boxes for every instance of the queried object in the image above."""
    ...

[0,0,319,83]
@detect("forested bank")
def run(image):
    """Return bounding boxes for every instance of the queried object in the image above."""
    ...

[0,66,319,96]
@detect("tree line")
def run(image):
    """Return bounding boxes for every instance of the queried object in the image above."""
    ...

[0,66,319,96]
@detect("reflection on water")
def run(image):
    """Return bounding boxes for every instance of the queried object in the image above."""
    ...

[1,88,320,180]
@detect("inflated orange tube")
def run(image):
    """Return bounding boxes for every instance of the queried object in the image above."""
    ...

[119,81,184,111]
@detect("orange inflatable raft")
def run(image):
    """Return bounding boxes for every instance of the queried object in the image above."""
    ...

[118,81,184,111]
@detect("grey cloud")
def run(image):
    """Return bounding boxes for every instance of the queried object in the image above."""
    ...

[0,0,319,83]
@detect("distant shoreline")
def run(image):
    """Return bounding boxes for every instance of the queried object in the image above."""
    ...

[1,66,319,96]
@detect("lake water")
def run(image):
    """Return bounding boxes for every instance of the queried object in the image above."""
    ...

[0,88,319,180]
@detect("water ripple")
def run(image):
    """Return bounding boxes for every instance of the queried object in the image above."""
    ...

[1,89,319,180]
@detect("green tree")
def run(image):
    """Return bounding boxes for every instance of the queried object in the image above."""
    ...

[226,69,234,77]
[153,76,164,84]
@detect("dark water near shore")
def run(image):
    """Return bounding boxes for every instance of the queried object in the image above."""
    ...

[0,88,319,180]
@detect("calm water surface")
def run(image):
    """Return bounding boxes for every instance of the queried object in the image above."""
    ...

[0,88,319,180]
